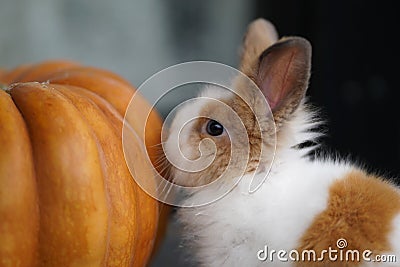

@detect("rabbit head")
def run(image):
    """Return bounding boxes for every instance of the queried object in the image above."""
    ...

[164,19,316,188]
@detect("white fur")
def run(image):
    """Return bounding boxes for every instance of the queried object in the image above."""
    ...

[373,214,400,266]
[200,85,233,100]
[164,97,208,180]
[171,87,400,266]
[178,145,354,266]
[172,91,352,266]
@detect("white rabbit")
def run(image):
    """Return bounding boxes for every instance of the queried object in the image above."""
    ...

[163,18,400,266]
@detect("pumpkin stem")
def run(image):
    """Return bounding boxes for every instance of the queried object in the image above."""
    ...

[1,83,11,94]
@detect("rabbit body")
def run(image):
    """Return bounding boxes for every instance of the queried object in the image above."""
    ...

[177,106,400,266]
[165,19,400,266]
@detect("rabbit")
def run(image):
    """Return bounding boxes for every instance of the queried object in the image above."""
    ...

[163,18,400,266]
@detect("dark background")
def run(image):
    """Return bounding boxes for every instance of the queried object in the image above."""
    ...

[256,0,399,181]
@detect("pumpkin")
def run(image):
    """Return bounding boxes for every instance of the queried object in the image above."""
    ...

[0,60,165,267]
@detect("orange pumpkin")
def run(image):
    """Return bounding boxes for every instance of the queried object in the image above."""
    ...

[0,60,165,267]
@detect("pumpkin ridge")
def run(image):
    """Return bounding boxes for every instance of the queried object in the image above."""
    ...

[10,83,110,266]
[53,84,139,266]
[66,86,160,267]
[0,89,39,267]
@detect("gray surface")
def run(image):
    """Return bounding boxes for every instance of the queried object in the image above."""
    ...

[1,0,251,114]
[149,208,189,267]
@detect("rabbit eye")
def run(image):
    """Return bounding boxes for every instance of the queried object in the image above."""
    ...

[206,120,224,136]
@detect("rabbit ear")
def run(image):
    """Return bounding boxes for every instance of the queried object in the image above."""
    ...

[240,18,278,77]
[255,37,311,125]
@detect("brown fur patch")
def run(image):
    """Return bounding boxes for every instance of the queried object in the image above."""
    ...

[230,92,264,172]
[295,170,400,267]
[177,89,272,186]
[240,19,278,78]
